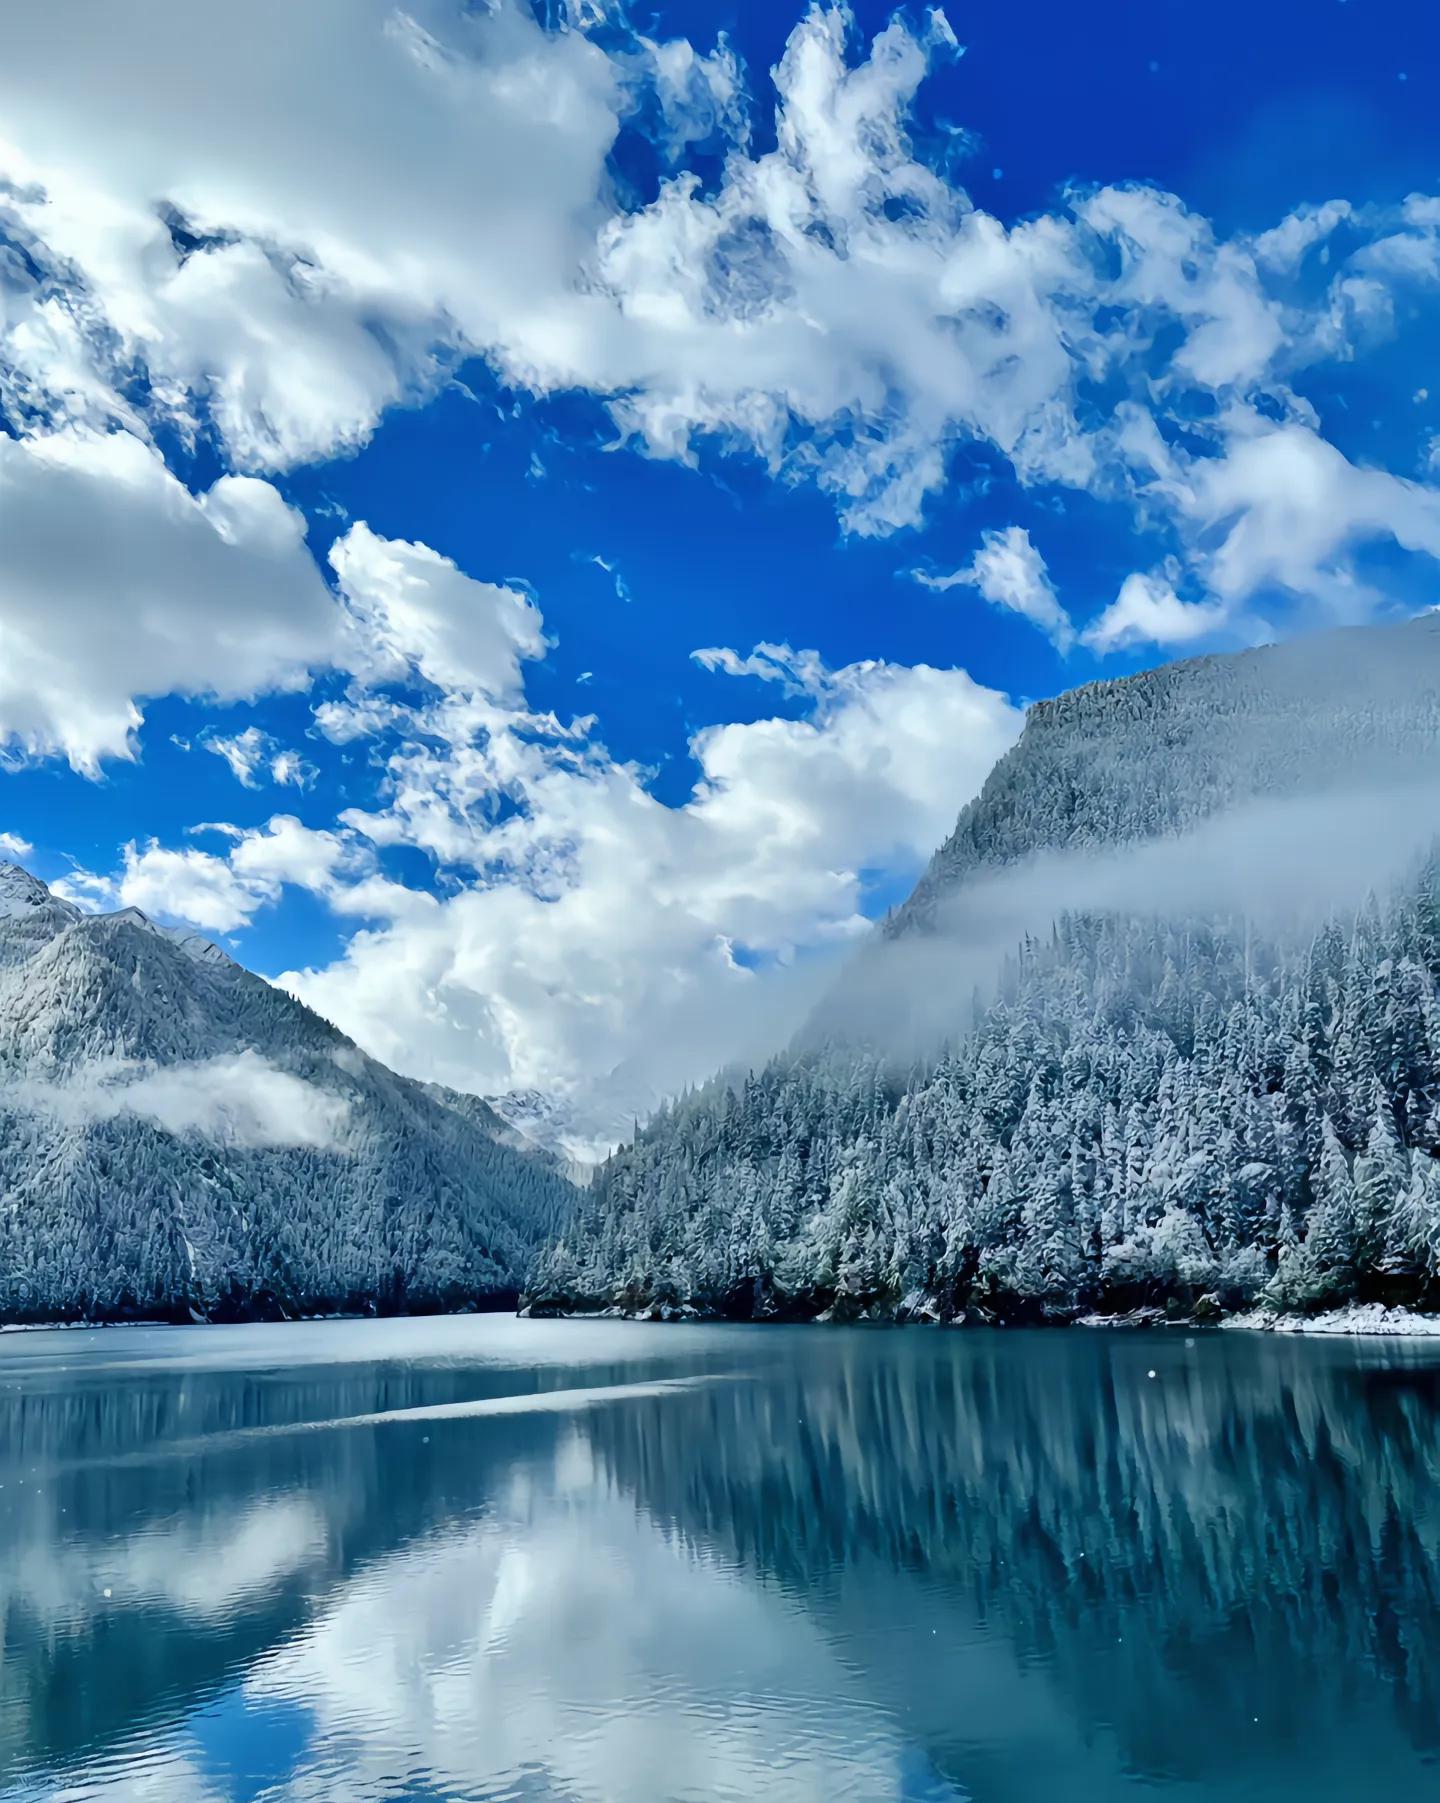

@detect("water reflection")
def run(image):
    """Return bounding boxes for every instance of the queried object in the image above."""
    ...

[0,1319,1437,1800]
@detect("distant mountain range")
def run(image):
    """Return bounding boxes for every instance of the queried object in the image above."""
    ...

[532,616,1440,1323]
[0,863,575,1323]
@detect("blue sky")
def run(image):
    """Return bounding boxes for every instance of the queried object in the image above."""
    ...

[1,0,1438,1150]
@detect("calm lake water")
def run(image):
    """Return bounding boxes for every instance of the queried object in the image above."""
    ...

[0,1318,1437,1802]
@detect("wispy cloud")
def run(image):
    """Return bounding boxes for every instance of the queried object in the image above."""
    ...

[9,1051,349,1150]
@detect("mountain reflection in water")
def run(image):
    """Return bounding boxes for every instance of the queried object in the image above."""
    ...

[0,1316,1436,1801]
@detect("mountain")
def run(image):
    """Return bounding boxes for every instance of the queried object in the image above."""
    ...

[479,1088,599,1184]
[0,863,576,1323]
[530,615,1440,1323]
[896,613,1440,934]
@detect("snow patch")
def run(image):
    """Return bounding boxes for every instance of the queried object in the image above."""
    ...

[1225,1303,1440,1337]
[0,861,77,923]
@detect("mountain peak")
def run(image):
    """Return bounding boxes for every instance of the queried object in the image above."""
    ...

[0,860,54,914]
[0,862,82,938]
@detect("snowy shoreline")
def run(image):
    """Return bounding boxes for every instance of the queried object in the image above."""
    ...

[524,1299,1440,1337]
[9,1301,1440,1338]
[1220,1302,1440,1337]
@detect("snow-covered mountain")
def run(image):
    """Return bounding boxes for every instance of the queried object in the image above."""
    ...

[895,611,1440,936]
[0,863,576,1323]
[532,615,1440,1323]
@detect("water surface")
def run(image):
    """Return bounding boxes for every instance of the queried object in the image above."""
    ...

[0,1316,1436,1800]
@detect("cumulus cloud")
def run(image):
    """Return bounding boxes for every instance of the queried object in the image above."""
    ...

[68,512,1021,1150]
[81,818,364,935]
[110,844,266,934]
[2,0,1438,573]
[11,1050,349,1148]
[0,0,622,467]
[26,519,997,1154]
[913,525,1075,651]
[0,428,338,771]
[1186,417,1440,615]
[0,831,33,860]
[331,522,546,700]
[1082,571,1226,654]
[281,624,1021,1154]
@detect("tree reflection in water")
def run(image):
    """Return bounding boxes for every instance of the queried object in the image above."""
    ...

[0,1319,1435,1801]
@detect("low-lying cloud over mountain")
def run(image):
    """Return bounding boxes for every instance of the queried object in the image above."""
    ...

[0,862,575,1322]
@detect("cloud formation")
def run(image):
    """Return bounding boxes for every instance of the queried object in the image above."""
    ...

[288,621,1020,1152]
[1082,572,1226,654]
[11,1050,349,1148]
[96,531,1022,1155]
[2,1,1439,623]
[0,428,338,770]
[914,526,1076,651]
[202,726,316,790]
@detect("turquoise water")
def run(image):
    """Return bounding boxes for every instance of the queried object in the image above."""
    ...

[0,1316,1436,1801]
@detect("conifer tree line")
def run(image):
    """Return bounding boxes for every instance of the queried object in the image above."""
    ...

[533,619,1440,1322]
[531,864,1440,1320]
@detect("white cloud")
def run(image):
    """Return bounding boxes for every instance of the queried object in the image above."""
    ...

[0,831,33,861]
[1186,417,1440,614]
[1075,186,1285,392]
[283,642,1020,1156]
[113,843,268,934]
[202,726,316,790]
[1252,200,1352,274]
[1082,572,1227,654]
[150,531,1013,1157]
[0,428,338,771]
[228,815,356,896]
[690,642,829,697]
[914,525,1075,651]
[11,1049,349,1148]
[0,0,622,468]
[4,0,1433,562]
[268,748,316,789]
[331,522,546,700]
[203,727,272,787]
[109,817,358,934]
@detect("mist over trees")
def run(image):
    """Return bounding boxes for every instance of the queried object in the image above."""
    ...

[533,618,1440,1322]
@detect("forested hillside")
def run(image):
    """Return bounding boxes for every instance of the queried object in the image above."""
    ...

[531,618,1440,1322]
[897,614,1440,933]
[0,864,575,1322]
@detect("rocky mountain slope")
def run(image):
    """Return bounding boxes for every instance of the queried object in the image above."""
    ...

[0,864,576,1322]
[531,616,1440,1323]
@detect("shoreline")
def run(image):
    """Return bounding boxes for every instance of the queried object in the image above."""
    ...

[0,1298,521,1334]
[8,1301,1440,1339]
[521,1299,1440,1337]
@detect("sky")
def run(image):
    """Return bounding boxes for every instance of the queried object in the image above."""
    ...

[1,0,1439,1155]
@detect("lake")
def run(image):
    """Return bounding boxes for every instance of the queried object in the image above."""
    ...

[0,1316,1436,1801]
